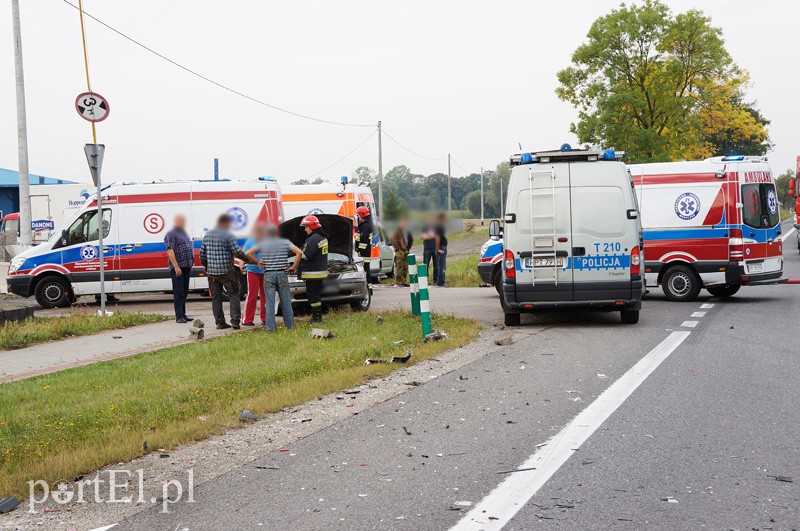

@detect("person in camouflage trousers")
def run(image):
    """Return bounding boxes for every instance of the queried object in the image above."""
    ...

[391,217,413,287]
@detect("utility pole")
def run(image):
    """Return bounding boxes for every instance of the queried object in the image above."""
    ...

[447,154,451,211]
[377,121,383,217]
[500,173,505,219]
[11,0,32,246]
[480,166,484,224]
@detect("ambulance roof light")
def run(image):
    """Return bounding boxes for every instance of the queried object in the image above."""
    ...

[341,176,349,184]
[520,153,533,163]
[560,143,572,152]
[258,176,276,182]
[602,149,616,160]
[722,155,745,161]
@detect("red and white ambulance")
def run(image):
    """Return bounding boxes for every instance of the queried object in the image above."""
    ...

[629,156,784,301]
[281,181,395,279]
[7,179,282,307]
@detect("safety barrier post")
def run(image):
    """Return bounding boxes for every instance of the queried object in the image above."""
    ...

[408,254,420,316]
[417,264,432,337]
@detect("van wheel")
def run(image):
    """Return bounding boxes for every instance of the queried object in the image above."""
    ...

[504,312,521,327]
[620,309,640,324]
[661,265,701,302]
[706,284,740,298]
[492,267,502,295]
[351,288,372,312]
[34,275,72,308]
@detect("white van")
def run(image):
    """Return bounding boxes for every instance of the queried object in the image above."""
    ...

[7,179,282,307]
[491,147,644,325]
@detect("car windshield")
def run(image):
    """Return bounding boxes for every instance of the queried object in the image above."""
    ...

[742,183,780,229]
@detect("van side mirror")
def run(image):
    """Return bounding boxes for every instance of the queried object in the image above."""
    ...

[61,229,68,246]
[489,219,502,240]
[626,209,639,219]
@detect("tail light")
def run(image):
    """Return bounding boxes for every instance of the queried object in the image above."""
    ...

[729,228,744,262]
[504,249,516,279]
[630,246,640,276]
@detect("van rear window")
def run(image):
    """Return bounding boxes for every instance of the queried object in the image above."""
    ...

[742,183,779,229]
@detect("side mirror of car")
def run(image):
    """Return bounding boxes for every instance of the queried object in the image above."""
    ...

[60,229,68,247]
[489,219,502,240]
[626,209,639,219]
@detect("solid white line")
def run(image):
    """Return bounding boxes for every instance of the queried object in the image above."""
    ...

[691,311,706,318]
[700,303,715,309]
[681,320,698,328]
[780,226,796,242]
[450,331,691,531]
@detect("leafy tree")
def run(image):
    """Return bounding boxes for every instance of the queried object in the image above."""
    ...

[556,0,770,162]
[486,162,511,217]
[352,166,376,185]
[382,191,409,221]
[775,169,795,209]
[291,179,310,185]
[311,177,325,185]
[463,190,483,218]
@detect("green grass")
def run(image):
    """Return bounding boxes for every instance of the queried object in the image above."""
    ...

[0,311,479,498]
[0,312,167,350]
[445,253,481,287]
[779,205,795,222]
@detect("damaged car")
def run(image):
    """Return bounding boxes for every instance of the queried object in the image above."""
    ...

[280,214,371,312]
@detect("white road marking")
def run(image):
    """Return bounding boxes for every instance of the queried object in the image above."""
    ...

[780,226,796,242]
[450,331,691,531]
[691,311,706,318]
[700,303,715,309]
[88,526,117,531]
[681,320,698,328]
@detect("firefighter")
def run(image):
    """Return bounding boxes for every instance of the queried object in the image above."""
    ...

[355,206,373,286]
[298,215,328,323]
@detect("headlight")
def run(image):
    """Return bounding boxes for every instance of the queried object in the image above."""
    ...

[480,242,489,256]
[9,256,25,274]
[340,271,364,280]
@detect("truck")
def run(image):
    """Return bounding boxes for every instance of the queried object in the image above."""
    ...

[7,179,282,308]
[629,155,783,301]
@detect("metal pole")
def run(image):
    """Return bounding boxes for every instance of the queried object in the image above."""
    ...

[214,158,219,180]
[11,0,32,246]
[500,173,504,219]
[377,121,383,217]
[408,253,420,316]
[97,170,105,316]
[447,154,452,211]
[417,264,432,337]
[480,166,484,224]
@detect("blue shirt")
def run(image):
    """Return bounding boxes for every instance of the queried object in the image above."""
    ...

[242,238,264,274]
[164,228,194,269]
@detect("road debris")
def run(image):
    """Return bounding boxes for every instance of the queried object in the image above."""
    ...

[192,319,205,328]
[769,475,793,483]
[342,389,361,395]
[239,410,259,423]
[255,465,280,470]
[403,426,412,436]
[404,381,421,386]
[497,466,537,474]
[142,440,148,453]
[311,328,334,339]
[189,326,205,340]
[0,497,19,514]
[495,336,514,346]
[365,350,413,365]
[424,330,448,342]
[376,316,384,325]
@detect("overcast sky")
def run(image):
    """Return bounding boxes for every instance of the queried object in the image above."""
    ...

[1,0,798,187]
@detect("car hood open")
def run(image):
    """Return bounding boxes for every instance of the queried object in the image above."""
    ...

[280,214,354,260]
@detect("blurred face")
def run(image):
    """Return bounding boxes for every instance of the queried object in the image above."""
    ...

[219,220,232,231]
[398,218,407,229]
[253,223,267,240]
[174,214,186,231]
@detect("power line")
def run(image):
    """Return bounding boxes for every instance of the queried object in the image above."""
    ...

[60,0,374,128]
[449,155,472,175]
[381,129,446,161]
[307,128,377,178]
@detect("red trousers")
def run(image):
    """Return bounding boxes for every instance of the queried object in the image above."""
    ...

[244,271,266,324]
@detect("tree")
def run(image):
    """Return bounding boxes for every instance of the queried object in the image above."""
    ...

[775,169,794,209]
[382,191,408,221]
[291,179,310,185]
[352,166,376,185]
[463,190,483,218]
[486,162,511,217]
[556,0,770,162]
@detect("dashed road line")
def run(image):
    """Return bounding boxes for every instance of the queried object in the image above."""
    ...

[681,320,698,328]
[700,303,715,309]
[449,331,691,531]
[691,311,706,318]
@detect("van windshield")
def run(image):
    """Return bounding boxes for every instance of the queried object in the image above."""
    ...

[742,183,779,229]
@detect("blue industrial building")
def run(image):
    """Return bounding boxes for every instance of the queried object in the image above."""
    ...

[0,168,77,219]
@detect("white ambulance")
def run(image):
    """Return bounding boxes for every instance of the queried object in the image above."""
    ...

[629,155,783,301]
[281,180,395,279]
[492,147,644,326]
[7,179,282,308]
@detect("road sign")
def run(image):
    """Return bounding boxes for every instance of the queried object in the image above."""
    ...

[75,91,110,123]
[84,144,105,187]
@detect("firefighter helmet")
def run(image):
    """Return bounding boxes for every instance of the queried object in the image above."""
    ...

[300,215,321,230]
[356,206,371,218]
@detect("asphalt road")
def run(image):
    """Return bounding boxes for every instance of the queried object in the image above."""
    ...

[108,223,800,529]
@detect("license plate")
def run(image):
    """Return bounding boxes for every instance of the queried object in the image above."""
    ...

[748,262,763,273]
[524,257,564,268]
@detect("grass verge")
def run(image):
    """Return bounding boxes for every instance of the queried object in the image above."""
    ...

[0,310,479,498]
[0,313,167,351]
[381,253,482,287]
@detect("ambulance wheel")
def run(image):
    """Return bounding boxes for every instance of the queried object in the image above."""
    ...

[350,288,372,312]
[620,309,640,324]
[35,275,72,308]
[706,284,740,298]
[492,267,502,295]
[504,312,521,327]
[661,265,701,302]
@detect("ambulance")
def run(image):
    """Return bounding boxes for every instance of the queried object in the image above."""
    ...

[281,180,395,280]
[629,155,783,301]
[493,146,644,326]
[6,179,282,308]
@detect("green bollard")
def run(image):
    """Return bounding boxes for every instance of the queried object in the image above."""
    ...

[417,264,432,337]
[408,253,420,316]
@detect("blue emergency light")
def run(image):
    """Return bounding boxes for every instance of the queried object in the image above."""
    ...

[722,155,745,162]
[560,143,572,152]
[602,149,616,160]
[341,176,349,184]
[520,153,533,163]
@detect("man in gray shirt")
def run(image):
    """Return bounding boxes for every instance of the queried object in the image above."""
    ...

[246,224,302,332]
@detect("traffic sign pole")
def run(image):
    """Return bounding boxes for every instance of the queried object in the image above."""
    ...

[417,264,432,337]
[408,254,420,316]
[84,143,106,316]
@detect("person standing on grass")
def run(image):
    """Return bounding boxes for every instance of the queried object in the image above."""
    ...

[435,212,448,287]
[200,214,259,330]
[421,215,438,283]
[391,217,413,286]
[165,214,194,323]
[247,224,303,332]
[241,223,268,327]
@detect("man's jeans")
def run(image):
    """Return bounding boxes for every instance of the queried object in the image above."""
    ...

[264,271,294,332]
[209,274,241,326]
[423,243,438,283]
[170,266,191,320]
[436,246,447,286]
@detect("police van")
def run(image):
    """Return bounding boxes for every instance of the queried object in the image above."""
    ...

[7,179,282,308]
[491,146,644,326]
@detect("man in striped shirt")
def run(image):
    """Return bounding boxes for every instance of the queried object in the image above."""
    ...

[246,224,302,332]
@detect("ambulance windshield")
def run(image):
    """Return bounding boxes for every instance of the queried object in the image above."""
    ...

[742,183,780,229]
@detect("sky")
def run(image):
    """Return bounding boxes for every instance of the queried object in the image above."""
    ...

[1,0,798,188]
